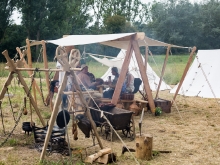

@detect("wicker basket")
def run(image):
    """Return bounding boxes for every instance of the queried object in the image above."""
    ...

[121,93,134,100]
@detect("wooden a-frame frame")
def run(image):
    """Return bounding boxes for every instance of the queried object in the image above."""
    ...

[111,33,156,113]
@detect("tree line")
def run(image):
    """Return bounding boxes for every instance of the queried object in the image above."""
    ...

[0,0,220,62]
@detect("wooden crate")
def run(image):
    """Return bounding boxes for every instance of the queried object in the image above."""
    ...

[147,98,171,113]
[154,98,171,113]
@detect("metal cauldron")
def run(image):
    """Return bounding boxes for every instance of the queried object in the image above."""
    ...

[22,122,34,135]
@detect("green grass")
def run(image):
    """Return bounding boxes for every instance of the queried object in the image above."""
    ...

[0,54,192,85]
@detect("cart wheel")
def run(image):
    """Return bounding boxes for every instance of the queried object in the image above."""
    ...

[122,117,135,141]
[101,122,113,141]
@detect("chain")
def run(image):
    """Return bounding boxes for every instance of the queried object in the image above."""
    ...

[0,101,5,134]
[6,88,16,121]
[0,111,23,147]
[38,71,47,106]
[0,71,36,147]
[0,71,37,147]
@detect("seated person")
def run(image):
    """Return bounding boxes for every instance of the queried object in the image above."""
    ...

[124,71,135,93]
[77,64,103,90]
[103,67,120,99]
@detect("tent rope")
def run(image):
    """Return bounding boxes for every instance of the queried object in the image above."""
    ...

[171,99,183,119]
[86,52,124,59]
[75,74,140,164]
[196,57,220,106]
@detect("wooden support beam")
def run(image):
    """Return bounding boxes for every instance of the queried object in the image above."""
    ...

[111,40,133,104]
[40,72,68,161]
[40,56,103,161]
[42,40,50,94]
[172,46,197,106]
[2,50,46,126]
[16,47,43,97]
[26,39,37,104]
[132,40,155,113]
[155,45,171,99]
[0,72,14,101]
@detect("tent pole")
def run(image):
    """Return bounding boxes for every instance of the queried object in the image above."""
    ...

[111,40,133,104]
[26,39,38,105]
[155,45,171,99]
[171,46,197,106]
[132,40,155,114]
[42,40,50,94]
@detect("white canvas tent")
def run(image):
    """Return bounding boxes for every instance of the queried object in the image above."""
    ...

[89,50,171,91]
[170,49,220,98]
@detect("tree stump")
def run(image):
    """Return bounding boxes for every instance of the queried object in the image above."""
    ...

[135,134,153,160]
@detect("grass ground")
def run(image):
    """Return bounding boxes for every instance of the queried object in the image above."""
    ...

[2,54,219,165]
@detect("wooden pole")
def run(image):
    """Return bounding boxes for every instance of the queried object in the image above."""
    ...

[171,46,197,106]
[42,40,50,94]
[26,39,37,104]
[2,50,46,126]
[40,56,103,161]
[5,67,81,71]
[0,72,14,100]
[111,40,133,104]
[155,45,171,99]
[132,40,155,113]
[16,47,43,97]
[40,72,68,160]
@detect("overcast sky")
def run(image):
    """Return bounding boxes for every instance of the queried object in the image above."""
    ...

[11,0,203,25]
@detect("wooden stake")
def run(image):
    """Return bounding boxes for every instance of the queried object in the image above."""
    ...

[155,45,171,99]
[172,46,197,105]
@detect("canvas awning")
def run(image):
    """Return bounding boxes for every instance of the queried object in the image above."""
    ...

[47,33,189,49]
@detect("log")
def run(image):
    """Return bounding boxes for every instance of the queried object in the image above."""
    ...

[84,148,111,164]
[135,134,153,160]
[95,153,117,164]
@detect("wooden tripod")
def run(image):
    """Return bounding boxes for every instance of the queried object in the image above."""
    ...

[40,50,103,160]
[0,50,46,126]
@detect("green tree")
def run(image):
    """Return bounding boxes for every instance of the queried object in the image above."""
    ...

[0,0,16,43]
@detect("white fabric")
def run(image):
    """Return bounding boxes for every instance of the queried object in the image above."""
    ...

[170,49,220,98]
[90,50,171,91]
[47,33,189,49]
[101,36,188,50]
[47,33,134,46]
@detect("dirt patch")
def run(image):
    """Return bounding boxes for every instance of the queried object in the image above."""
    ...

[0,78,220,164]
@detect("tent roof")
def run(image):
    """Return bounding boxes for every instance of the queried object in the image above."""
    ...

[47,32,189,49]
